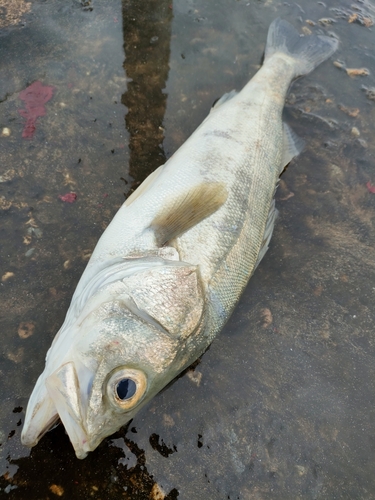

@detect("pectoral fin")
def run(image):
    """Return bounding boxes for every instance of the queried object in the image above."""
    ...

[150,182,227,245]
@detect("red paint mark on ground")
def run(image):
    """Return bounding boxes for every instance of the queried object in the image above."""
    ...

[18,81,54,138]
[366,181,375,194]
[58,192,77,203]
[103,193,108,198]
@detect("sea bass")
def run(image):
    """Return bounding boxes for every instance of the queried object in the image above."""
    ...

[21,19,337,458]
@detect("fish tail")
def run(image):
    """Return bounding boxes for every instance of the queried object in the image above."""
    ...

[265,18,338,78]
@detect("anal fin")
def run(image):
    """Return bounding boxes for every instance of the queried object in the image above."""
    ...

[254,199,278,270]
[281,122,305,170]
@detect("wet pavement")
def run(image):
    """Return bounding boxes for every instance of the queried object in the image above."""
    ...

[1,0,375,498]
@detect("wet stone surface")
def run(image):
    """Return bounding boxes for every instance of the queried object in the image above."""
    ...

[1,0,375,498]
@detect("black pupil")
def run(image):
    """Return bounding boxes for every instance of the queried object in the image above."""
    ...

[116,378,136,400]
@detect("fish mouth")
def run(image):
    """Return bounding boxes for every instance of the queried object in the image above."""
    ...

[22,360,98,459]
[44,361,89,457]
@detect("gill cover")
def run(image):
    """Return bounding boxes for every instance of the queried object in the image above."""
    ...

[120,264,204,339]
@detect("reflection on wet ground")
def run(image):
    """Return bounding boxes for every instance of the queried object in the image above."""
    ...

[122,0,172,183]
[1,0,375,498]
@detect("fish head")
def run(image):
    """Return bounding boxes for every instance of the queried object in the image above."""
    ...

[22,261,205,458]
[22,307,183,458]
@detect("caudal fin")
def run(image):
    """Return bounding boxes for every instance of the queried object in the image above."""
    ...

[265,18,338,78]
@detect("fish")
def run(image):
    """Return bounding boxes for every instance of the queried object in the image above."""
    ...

[21,19,338,459]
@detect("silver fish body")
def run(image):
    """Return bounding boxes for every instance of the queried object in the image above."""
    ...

[21,19,338,458]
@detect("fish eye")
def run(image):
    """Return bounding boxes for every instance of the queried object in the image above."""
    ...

[116,378,136,400]
[107,368,147,411]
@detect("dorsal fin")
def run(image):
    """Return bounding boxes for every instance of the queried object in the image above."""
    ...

[211,89,238,111]
[124,165,164,207]
[150,182,227,245]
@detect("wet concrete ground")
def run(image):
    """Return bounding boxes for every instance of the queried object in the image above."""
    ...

[1,0,375,498]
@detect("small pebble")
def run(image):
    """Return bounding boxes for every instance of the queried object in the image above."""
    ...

[7,347,24,363]
[333,61,345,69]
[296,465,307,476]
[318,18,336,25]
[339,105,360,118]
[81,251,92,261]
[260,307,273,328]
[150,483,165,500]
[362,86,375,101]
[163,414,175,427]
[25,248,35,257]
[0,169,16,182]
[186,369,202,386]
[27,226,43,238]
[2,272,14,282]
[351,127,360,137]
[0,197,12,210]
[49,484,64,496]
[4,485,17,493]
[18,321,35,339]
[357,138,367,148]
[1,127,11,137]
[346,67,370,77]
